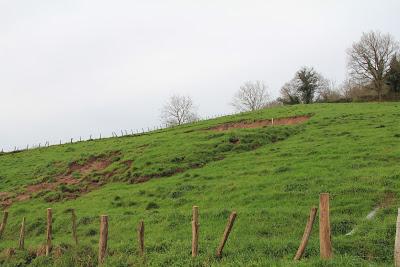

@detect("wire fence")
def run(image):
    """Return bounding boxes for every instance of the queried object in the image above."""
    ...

[0,204,397,264]
[0,112,240,154]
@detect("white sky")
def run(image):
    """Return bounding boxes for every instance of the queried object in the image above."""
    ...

[1,0,399,151]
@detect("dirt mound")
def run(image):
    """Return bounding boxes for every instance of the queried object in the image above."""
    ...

[209,115,310,131]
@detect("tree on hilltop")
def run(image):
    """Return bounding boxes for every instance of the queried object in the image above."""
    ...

[231,80,271,112]
[347,31,399,101]
[161,95,198,126]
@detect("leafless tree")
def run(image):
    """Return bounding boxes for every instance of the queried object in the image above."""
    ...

[340,78,375,101]
[161,95,198,126]
[316,80,342,102]
[231,81,270,112]
[347,31,399,101]
[279,80,301,104]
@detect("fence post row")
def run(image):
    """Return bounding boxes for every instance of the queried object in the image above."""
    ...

[7,194,400,263]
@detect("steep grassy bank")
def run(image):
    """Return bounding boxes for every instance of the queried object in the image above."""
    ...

[0,103,399,266]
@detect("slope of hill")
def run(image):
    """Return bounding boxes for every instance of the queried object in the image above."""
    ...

[0,103,399,266]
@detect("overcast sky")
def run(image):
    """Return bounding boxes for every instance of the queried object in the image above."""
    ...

[1,0,399,151]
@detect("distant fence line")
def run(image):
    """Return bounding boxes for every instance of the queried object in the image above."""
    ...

[1,193,398,264]
[0,112,239,154]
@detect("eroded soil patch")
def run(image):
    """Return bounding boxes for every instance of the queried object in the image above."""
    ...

[1,153,118,208]
[209,115,310,131]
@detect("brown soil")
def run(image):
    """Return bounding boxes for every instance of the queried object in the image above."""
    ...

[135,176,152,183]
[68,156,113,176]
[379,191,396,208]
[1,153,117,208]
[209,115,310,131]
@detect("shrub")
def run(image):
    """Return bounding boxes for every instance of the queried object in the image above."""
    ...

[146,202,159,210]
[86,228,97,236]
[44,192,62,202]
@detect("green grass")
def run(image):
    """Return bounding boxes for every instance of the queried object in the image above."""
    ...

[0,102,399,266]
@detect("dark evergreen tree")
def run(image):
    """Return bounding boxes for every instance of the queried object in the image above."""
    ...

[386,55,400,96]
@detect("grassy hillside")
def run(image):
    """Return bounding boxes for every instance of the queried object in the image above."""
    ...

[0,103,399,267]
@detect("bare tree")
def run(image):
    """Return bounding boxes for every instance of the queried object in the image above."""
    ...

[161,95,198,126]
[278,80,301,105]
[231,81,270,112]
[316,80,342,102]
[340,78,373,101]
[347,31,399,101]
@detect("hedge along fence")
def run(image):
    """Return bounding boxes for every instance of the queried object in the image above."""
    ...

[0,193,399,265]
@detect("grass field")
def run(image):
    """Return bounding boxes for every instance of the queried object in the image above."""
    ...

[0,102,399,266]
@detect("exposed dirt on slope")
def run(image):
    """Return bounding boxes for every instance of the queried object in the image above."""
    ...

[0,153,118,208]
[68,156,113,176]
[209,115,310,131]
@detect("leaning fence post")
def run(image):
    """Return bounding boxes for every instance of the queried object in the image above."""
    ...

[72,209,78,245]
[19,217,26,250]
[395,208,400,267]
[46,208,52,256]
[294,207,318,260]
[192,206,199,257]
[0,211,9,239]
[216,211,237,258]
[98,215,108,264]
[319,193,332,259]
[137,220,145,257]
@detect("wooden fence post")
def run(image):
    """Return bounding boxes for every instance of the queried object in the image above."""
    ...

[72,209,78,245]
[137,220,145,257]
[395,208,400,267]
[294,207,318,260]
[98,215,108,264]
[216,211,237,258]
[192,206,199,257]
[46,208,52,256]
[19,217,25,250]
[319,193,332,259]
[0,211,9,238]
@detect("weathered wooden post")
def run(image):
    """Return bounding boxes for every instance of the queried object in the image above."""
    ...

[137,220,145,257]
[395,208,400,267]
[72,209,78,245]
[192,206,199,257]
[46,208,52,256]
[19,217,26,250]
[294,207,317,260]
[216,211,237,257]
[319,193,332,259]
[0,211,9,238]
[98,215,108,264]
